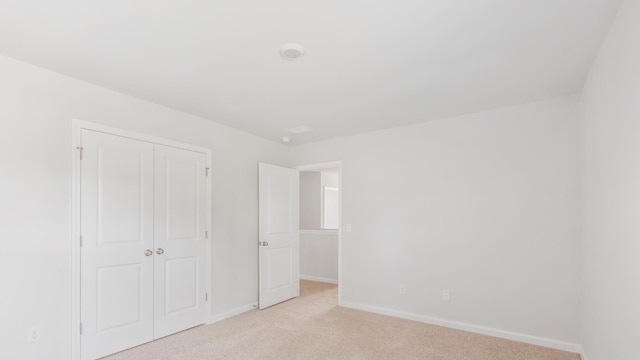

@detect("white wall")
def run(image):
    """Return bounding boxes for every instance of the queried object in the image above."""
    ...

[0,55,290,360]
[579,1,640,359]
[292,96,582,346]
[300,172,322,230]
[300,232,339,283]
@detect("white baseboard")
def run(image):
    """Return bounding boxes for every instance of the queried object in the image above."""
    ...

[208,303,257,324]
[340,301,582,354]
[300,275,339,284]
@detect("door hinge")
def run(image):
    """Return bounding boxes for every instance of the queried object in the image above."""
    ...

[79,235,83,247]
[76,146,84,160]
[205,293,208,301]
[205,167,210,177]
[79,322,83,335]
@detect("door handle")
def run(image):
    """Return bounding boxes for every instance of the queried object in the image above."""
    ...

[144,249,153,256]
[261,241,269,246]
[156,248,165,255]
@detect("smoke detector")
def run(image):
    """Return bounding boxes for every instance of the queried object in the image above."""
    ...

[280,43,305,60]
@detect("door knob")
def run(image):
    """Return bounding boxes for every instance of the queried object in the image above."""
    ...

[156,248,165,255]
[262,241,269,246]
[144,249,153,256]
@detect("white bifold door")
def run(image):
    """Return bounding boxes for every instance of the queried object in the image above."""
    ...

[258,162,300,309]
[80,130,207,360]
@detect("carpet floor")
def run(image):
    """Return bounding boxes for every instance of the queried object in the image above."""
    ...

[102,280,580,360]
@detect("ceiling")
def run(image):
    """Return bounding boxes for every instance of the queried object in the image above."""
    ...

[0,0,622,145]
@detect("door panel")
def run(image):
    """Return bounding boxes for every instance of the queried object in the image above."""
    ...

[267,247,292,289]
[166,158,198,240]
[97,146,146,245]
[259,162,299,309]
[80,130,154,360]
[154,145,207,338]
[267,174,293,234]
[165,257,199,314]
[96,264,143,332]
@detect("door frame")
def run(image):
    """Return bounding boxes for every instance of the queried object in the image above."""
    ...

[294,161,343,305]
[71,119,212,360]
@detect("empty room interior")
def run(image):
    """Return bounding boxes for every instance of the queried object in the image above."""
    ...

[1,0,638,359]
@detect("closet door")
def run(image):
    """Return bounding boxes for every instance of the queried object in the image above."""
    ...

[153,145,207,338]
[80,130,154,360]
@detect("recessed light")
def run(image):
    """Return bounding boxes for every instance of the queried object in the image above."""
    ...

[281,136,292,144]
[286,126,312,134]
[280,43,305,60]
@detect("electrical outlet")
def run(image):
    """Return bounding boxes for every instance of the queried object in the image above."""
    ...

[28,325,40,343]
[442,290,450,302]
[399,284,406,295]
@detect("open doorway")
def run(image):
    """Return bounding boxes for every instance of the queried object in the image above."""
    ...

[296,161,342,303]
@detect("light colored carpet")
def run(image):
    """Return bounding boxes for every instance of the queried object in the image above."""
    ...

[103,281,580,360]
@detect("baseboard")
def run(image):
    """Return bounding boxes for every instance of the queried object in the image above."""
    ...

[208,303,257,324]
[340,301,583,354]
[300,275,339,284]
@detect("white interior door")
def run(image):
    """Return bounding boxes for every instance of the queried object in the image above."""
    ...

[153,145,207,338]
[80,130,154,360]
[258,162,300,309]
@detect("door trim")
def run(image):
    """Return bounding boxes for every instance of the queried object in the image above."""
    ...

[294,161,343,306]
[71,119,212,360]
